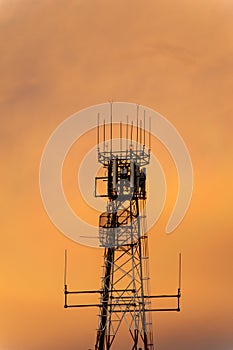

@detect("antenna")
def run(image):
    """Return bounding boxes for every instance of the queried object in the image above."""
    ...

[126,115,129,151]
[110,101,113,155]
[130,120,133,146]
[103,119,106,154]
[140,119,142,151]
[97,113,100,152]
[143,110,146,147]
[64,249,67,285]
[179,252,182,290]
[120,120,122,156]
[136,105,139,151]
[177,252,182,311]
[149,116,151,150]
[64,249,67,308]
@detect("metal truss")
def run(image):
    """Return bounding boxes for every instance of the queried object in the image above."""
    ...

[95,213,154,350]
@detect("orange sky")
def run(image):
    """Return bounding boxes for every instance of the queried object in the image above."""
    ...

[1,0,233,349]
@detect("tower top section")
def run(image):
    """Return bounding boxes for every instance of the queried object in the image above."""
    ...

[97,103,151,166]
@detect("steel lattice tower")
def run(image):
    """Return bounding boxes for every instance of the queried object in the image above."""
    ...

[95,143,153,350]
[64,103,181,350]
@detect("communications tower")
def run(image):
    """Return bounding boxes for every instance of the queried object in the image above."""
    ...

[64,103,181,350]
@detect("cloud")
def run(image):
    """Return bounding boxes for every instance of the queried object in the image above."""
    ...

[0,1,233,349]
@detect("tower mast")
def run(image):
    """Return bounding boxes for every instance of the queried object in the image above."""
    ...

[64,103,181,350]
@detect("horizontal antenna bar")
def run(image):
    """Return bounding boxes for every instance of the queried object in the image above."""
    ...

[113,293,180,299]
[148,308,180,312]
[65,304,101,308]
[112,308,180,313]
[65,288,136,294]
[146,293,180,299]
[65,303,137,308]
[65,290,102,294]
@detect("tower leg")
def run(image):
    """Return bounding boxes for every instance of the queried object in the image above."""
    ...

[95,248,114,350]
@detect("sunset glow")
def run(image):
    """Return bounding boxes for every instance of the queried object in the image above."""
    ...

[1,1,232,350]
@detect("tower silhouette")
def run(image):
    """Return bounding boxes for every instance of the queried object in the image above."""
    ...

[64,103,181,350]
